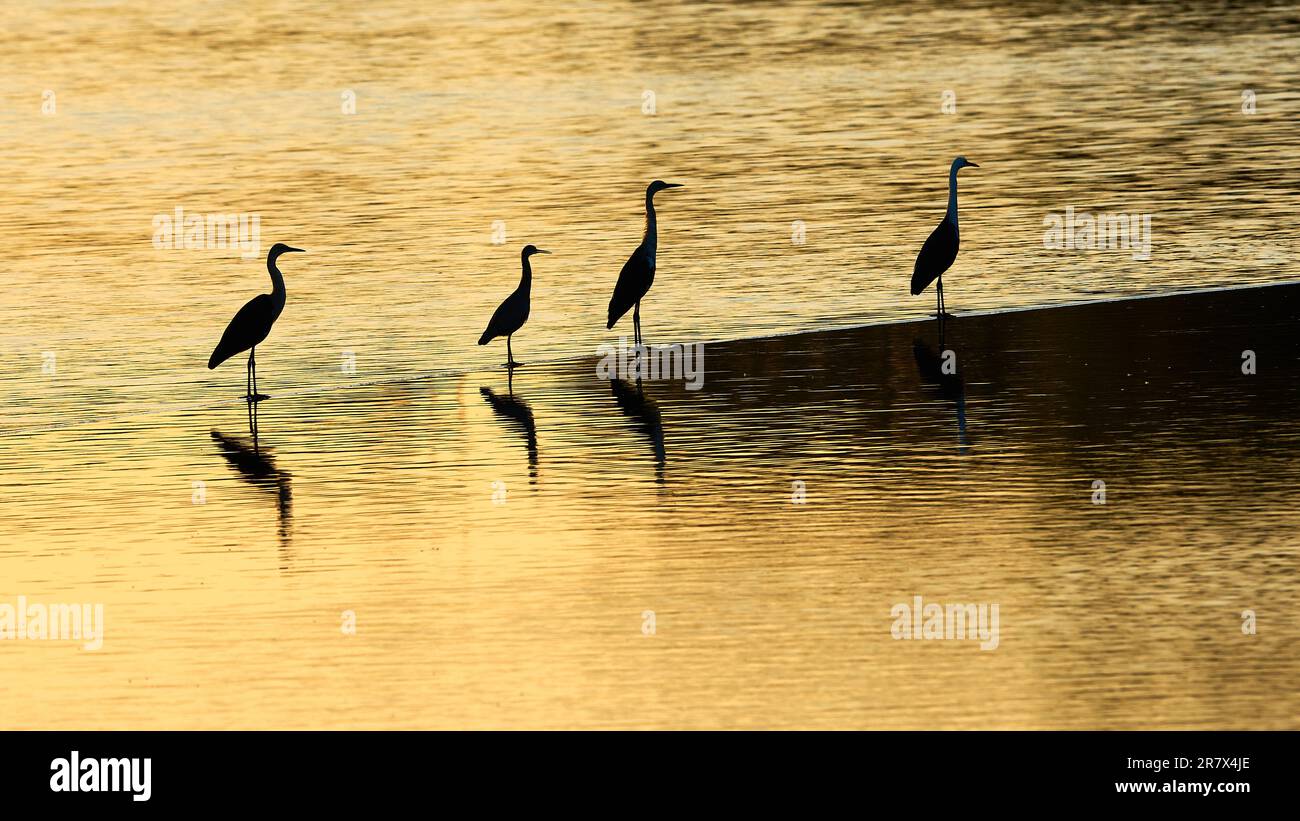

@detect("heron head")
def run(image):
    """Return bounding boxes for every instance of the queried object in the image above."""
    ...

[647,179,683,197]
[268,242,305,260]
[522,244,551,258]
[953,156,979,172]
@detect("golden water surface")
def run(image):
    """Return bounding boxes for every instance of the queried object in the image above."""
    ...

[1,0,1297,728]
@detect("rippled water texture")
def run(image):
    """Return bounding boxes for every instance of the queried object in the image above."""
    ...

[1,1,1297,728]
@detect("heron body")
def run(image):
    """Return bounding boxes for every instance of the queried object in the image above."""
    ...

[607,180,682,345]
[609,246,653,330]
[911,222,958,298]
[208,293,277,370]
[208,242,303,399]
[478,244,548,368]
[911,156,978,317]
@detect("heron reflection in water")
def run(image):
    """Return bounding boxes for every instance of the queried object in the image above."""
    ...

[610,377,666,483]
[210,401,293,560]
[912,329,971,453]
[480,372,538,483]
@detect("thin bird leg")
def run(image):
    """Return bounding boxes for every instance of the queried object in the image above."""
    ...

[244,348,254,400]
[507,335,514,368]
[251,347,258,399]
[634,302,641,348]
[247,394,258,448]
[246,351,253,399]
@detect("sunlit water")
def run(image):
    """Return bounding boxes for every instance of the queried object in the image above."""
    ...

[1,1,1298,728]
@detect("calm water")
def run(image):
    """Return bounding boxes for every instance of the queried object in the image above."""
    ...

[1,1,1298,728]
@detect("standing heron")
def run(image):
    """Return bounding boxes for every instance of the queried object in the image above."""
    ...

[607,180,683,346]
[911,157,978,318]
[208,242,304,400]
[478,243,549,368]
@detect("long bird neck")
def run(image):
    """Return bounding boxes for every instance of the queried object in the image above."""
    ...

[518,254,533,293]
[267,256,287,316]
[643,192,659,249]
[946,166,960,229]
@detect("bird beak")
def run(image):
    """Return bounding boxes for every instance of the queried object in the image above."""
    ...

[536,249,552,255]
[285,246,306,253]
[967,162,979,169]
[663,183,684,189]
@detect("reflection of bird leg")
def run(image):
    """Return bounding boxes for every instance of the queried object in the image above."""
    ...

[247,398,260,453]
[507,367,514,396]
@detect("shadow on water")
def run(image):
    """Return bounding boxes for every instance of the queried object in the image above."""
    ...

[479,382,539,483]
[609,377,666,483]
[210,401,293,562]
[574,283,1300,476]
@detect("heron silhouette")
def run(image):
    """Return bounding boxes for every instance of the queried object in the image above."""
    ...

[607,180,683,346]
[478,244,549,369]
[911,157,978,319]
[208,242,304,400]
